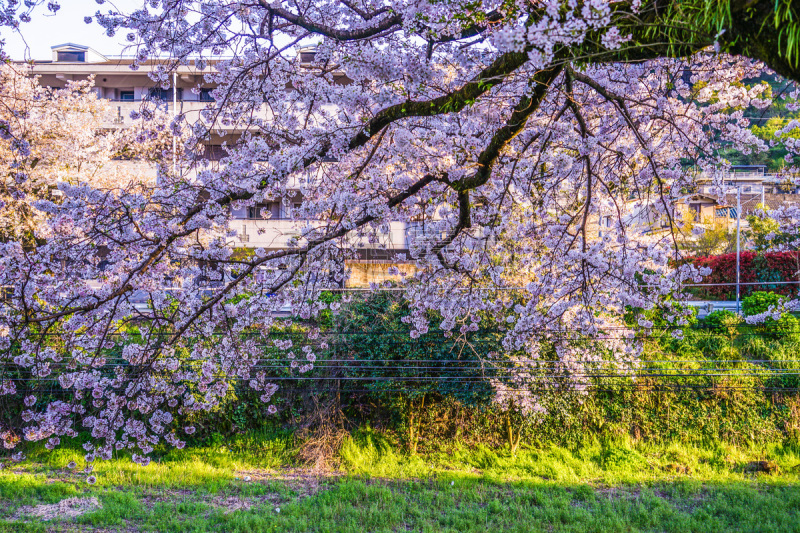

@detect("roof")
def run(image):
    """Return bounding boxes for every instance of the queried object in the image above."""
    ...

[686,193,720,202]
[49,43,108,63]
[51,43,91,51]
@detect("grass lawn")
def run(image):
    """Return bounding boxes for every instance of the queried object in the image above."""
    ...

[2,431,800,532]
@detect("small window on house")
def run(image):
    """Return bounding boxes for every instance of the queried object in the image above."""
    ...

[119,91,135,101]
[57,51,85,62]
[299,51,316,63]
[598,216,611,236]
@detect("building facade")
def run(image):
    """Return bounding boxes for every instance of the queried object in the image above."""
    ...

[23,43,416,287]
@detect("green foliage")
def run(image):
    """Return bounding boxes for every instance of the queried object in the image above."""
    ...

[746,215,792,251]
[740,116,800,170]
[334,292,495,407]
[683,217,737,256]
[316,290,342,330]
[331,292,497,451]
[701,309,742,334]
[11,295,800,474]
[741,291,800,340]
[742,291,783,316]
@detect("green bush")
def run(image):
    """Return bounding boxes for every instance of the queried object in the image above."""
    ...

[742,291,783,316]
[701,309,742,332]
[332,292,496,451]
[741,291,800,340]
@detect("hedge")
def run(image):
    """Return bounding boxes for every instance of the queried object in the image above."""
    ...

[687,251,800,299]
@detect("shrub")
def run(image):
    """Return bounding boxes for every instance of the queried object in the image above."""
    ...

[686,252,800,300]
[701,309,743,336]
[742,291,782,316]
[741,291,800,340]
[332,292,496,451]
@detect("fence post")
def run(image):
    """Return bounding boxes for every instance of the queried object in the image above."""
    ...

[736,186,741,314]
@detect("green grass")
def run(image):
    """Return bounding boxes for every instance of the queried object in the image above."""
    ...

[2,432,800,532]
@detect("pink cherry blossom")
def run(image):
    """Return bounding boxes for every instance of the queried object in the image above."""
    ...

[0,0,796,461]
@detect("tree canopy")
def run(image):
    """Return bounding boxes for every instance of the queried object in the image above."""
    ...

[1,0,799,458]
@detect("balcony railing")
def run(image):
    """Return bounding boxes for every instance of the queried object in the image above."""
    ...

[102,100,268,129]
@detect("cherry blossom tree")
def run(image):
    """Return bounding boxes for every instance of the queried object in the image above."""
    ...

[1,0,799,462]
[0,64,173,244]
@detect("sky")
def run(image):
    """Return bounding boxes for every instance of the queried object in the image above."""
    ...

[3,0,141,61]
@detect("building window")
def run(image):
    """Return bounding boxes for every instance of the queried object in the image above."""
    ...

[148,88,183,101]
[247,202,279,220]
[119,91,135,101]
[202,145,226,161]
[598,215,612,236]
[57,51,85,62]
[199,88,215,102]
[299,50,316,63]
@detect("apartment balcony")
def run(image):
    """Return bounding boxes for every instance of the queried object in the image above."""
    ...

[105,159,160,182]
[233,219,412,252]
[232,219,489,257]
[102,100,270,131]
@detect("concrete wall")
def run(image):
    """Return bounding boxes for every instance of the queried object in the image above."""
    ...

[346,261,417,288]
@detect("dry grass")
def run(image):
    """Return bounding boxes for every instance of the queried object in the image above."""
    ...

[13,497,100,521]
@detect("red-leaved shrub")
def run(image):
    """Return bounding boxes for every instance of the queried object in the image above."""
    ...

[686,251,800,300]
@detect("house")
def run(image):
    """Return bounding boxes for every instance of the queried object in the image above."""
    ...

[679,194,738,228]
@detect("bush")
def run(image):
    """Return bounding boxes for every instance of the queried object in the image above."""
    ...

[701,309,743,335]
[332,292,496,451]
[742,291,782,316]
[741,291,800,340]
[686,252,800,300]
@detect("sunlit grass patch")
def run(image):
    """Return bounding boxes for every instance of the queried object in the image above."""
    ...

[2,433,800,532]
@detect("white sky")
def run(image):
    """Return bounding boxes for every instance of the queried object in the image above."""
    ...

[4,0,142,61]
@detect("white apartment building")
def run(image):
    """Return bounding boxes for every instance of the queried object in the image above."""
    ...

[24,43,418,286]
[695,165,800,196]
